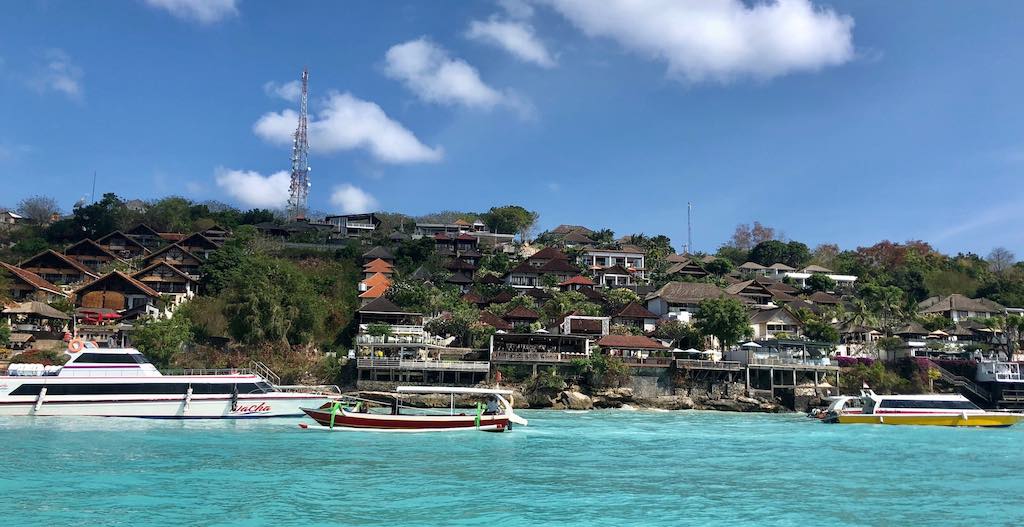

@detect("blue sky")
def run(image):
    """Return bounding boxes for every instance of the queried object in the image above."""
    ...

[2,0,1023,256]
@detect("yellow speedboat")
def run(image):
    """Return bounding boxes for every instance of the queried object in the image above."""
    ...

[823,390,1024,427]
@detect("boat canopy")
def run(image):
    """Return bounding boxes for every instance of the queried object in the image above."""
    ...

[396,386,514,395]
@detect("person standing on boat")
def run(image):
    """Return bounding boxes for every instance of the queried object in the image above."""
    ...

[485,395,500,415]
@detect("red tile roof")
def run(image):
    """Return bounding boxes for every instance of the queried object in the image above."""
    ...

[597,335,667,350]
[559,275,595,286]
[529,246,569,261]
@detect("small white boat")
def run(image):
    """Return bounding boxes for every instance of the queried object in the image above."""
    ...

[0,345,336,418]
[301,386,528,432]
[823,390,1024,427]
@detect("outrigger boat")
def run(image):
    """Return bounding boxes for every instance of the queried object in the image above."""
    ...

[300,386,528,432]
[823,390,1024,427]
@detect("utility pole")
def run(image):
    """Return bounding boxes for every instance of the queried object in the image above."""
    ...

[287,68,311,221]
[91,171,97,203]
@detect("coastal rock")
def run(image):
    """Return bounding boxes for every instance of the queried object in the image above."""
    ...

[643,395,696,410]
[592,387,635,408]
[552,390,593,410]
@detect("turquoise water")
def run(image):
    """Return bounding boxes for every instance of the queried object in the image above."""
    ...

[1,410,1022,526]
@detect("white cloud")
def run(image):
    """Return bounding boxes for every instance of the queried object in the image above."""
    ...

[545,0,855,83]
[263,80,302,102]
[466,18,556,68]
[330,184,379,214]
[253,91,443,164]
[384,38,506,109]
[142,0,239,24]
[498,0,535,19]
[31,49,83,99]
[214,167,290,208]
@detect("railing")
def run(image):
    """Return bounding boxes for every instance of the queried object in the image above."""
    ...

[620,356,674,368]
[675,359,743,371]
[748,357,836,368]
[250,361,281,386]
[927,360,991,403]
[490,351,581,363]
[275,384,342,395]
[356,358,490,372]
[162,367,256,377]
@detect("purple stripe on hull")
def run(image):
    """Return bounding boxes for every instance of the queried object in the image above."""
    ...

[303,408,509,431]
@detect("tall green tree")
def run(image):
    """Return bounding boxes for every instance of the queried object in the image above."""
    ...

[481,205,538,240]
[131,314,194,368]
[694,297,752,350]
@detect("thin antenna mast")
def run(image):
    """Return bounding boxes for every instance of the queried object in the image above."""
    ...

[91,171,97,203]
[287,68,311,220]
[687,202,693,254]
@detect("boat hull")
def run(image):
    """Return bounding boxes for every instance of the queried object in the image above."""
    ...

[832,413,1024,427]
[0,394,333,418]
[302,407,511,432]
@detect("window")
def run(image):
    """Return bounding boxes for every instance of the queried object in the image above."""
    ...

[877,399,979,410]
[76,353,141,364]
[10,382,266,396]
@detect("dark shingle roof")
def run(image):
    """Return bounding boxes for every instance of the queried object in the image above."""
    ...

[362,246,394,260]
[646,282,732,304]
[505,306,540,320]
[614,301,658,319]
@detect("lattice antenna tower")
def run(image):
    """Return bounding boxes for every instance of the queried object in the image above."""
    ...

[288,68,311,220]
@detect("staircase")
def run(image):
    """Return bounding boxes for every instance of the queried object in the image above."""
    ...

[926,360,992,405]
[249,361,282,386]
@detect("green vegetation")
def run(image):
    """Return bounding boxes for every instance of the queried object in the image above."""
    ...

[694,297,753,350]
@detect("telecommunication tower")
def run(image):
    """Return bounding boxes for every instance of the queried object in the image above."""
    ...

[287,68,311,220]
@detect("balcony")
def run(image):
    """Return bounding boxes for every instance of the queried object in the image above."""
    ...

[619,356,674,368]
[490,351,585,364]
[356,358,490,372]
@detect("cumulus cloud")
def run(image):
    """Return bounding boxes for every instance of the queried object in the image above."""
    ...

[30,49,83,99]
[498,0,535,19]
[253,91,443,164]
[263,80,302,102]
[330,184,378,214]
[466,18,556,68]
[142,0,239,24]
[545,0,855,83]
[384,38,507,109]
[214,167,290,208]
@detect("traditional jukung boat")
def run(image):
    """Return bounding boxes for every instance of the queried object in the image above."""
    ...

[300,386,528,432]
[823,390,1024,427]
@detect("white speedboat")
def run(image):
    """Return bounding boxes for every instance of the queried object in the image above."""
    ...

[0,346,337,418]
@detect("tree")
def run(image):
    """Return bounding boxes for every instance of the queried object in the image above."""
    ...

[143,197,194,232]
[803,318,839,344]
[728,221,775,251]
[694,297,752,350]
[481,205,538,241]
[860,283,908,336]
[806,273,836,293]
[749,240,788,266]
[784,241,811,268]
[605,288,640,312]
[131,314,194,368]
[988,247,1016,274]
[16,195,61,224]
[540,291,601,324]
[0,320,10,347]
[652,319,703,348]
[0,269,11,305]
[704,257,734,276]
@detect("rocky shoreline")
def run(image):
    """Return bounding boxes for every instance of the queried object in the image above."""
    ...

[344,385,785,413]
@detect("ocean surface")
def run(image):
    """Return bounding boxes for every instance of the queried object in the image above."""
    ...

[1,410,1022,526]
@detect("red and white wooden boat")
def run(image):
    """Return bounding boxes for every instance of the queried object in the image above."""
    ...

[300,386,528,432]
